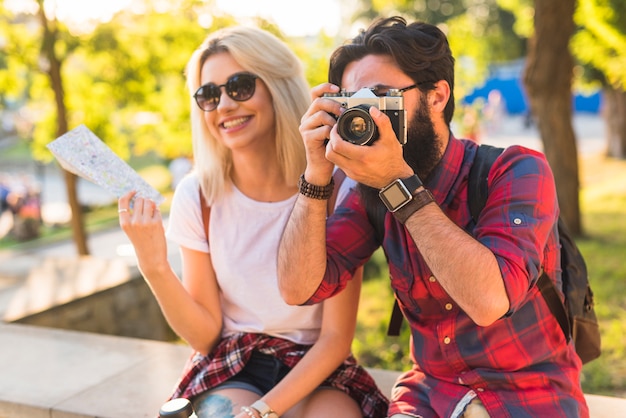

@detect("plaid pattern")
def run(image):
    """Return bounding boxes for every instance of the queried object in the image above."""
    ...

[313,137,589,417]
[169,332,389,417]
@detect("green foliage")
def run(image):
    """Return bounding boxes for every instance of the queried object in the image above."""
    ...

[497,0,534,38]
[572,0,626,89]
[289,33,335,89]
[58,8,209,160]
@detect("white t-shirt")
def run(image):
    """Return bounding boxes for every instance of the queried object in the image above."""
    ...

[166,173,355,345]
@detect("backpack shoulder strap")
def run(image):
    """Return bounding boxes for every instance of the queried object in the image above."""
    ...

[199,187,210,241]
[387,300,404,336]
[537,267,572,342]
[468,144,504,223]
[328,168,347,215]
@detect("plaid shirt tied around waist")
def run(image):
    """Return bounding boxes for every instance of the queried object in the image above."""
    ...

[169,332,389,417]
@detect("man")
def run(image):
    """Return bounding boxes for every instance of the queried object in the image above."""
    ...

[278,16,588,418]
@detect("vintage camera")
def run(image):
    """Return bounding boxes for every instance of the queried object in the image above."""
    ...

[323,87,407,146]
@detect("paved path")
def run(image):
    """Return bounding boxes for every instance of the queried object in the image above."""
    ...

[475,113,605,155]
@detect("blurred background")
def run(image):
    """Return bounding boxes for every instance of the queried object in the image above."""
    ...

[0,0,625,398]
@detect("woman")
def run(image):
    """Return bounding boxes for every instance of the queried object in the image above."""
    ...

[118,26,388,418]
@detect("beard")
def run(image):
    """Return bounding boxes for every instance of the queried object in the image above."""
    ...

[357,94,443,210]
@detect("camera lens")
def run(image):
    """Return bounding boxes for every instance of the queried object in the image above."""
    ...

[337,105,378,146]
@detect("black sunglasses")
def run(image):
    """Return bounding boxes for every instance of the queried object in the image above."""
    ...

[193,72,259,112]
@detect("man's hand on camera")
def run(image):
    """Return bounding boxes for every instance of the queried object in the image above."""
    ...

[326,106,413,188]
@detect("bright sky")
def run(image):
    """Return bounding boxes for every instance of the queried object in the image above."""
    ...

[215,0,342,37]
[8,0,343,37]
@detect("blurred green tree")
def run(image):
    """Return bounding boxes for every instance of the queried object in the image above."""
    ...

[572,0,626,159]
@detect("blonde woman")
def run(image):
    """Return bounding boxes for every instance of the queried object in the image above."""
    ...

[118,26,388,418]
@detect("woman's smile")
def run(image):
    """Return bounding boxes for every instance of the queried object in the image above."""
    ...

[220,115,253,131]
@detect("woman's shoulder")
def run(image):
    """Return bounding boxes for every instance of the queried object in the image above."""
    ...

[169,172,201,209]
[176,171,199,191]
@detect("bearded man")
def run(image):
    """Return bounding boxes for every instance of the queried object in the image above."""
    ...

[277,16,588,418]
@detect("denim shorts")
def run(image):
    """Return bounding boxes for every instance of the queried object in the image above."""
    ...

[214,350,292,395]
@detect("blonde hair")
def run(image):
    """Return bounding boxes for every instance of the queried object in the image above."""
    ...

[185,26,309,204]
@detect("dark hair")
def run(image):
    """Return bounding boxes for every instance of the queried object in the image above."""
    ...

[328,16,455,125]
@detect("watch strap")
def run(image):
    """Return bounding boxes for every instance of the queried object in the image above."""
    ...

[400,174,423,193]
[379,174,423,212]
[393,188,435,224]
[250,400,279,418]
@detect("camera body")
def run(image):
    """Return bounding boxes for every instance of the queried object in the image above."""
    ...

[323,87,407,146]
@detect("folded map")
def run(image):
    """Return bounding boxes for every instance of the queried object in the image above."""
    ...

[47,124,164,205]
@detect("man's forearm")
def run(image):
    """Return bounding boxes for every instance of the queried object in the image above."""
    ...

[404,202,509,326]
[278,196,329,305]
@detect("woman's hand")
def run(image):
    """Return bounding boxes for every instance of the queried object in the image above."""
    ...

[118,191,169,276]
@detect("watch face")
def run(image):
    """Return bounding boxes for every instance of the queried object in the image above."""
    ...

[380,180,411,211]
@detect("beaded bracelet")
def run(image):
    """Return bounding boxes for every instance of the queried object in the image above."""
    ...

[297,174,334,200]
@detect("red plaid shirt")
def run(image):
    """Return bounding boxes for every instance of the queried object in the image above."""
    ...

[169,332,389,417]
[310,137,589,417]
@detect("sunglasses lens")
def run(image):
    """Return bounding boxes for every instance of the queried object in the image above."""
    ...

[194,84,221,111]
[226,74,256,101]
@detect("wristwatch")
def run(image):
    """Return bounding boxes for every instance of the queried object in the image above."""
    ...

[379,174,434,224]
[379,174,423,212]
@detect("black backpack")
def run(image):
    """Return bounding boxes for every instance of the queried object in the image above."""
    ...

[374,144,601,364]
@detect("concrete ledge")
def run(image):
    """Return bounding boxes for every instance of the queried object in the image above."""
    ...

[0,323,623,417]
[1,256,175,341]
[0,323,189,418]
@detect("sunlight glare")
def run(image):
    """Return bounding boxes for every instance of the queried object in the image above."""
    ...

[7,0,343,37]
[48,0,132,23]
[215,0,341,37]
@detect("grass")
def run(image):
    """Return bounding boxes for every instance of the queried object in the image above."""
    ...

[577,154,626,396]
[353,153,626,397]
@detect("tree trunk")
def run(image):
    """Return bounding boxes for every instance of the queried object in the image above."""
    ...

[603,87,626,159]
[37,0,89,255]
[523,0,582,236]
